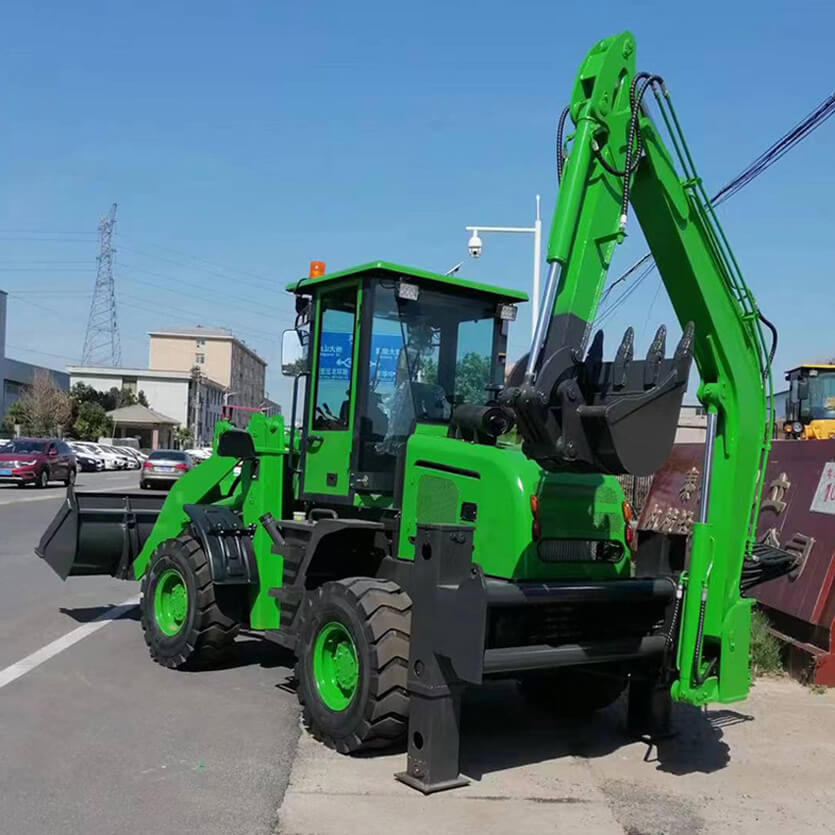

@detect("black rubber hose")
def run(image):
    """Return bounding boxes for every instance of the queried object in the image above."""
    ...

[758,311,778,367]
[556,105,570,184]
[690,588,717,686]
[665,582,684,651]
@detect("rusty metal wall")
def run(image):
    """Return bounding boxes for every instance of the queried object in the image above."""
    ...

[637,440,835,684]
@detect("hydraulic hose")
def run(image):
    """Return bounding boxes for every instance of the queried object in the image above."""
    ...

[556,106,570,184]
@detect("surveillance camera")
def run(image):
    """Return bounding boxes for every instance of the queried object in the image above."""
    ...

[468,231,483,258]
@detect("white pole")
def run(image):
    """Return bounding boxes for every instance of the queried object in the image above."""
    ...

[532,194,542,339]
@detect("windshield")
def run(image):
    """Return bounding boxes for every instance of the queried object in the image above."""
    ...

[149,450,188,461]
[359,282,500,468]
[5,439,48,453]
[801,371,835,420]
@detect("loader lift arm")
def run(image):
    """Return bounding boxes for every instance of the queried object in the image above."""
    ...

[502,32,775,705]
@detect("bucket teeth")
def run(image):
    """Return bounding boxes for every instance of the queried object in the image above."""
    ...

[612,326,634,388]
[675,321,695,362]
[644,325,667,386]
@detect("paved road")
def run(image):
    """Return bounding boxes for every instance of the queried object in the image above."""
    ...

[0,471,300,835]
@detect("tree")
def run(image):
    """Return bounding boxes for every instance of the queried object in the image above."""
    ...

[454,352,491,406]
[1,400,28,435]
[412,353,491,406]
[73,401,114,441]
[173,425,192,449]
[138,390,149,407]
[4,370,72,436]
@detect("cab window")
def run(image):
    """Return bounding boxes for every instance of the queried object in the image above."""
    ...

[313,287,357,430]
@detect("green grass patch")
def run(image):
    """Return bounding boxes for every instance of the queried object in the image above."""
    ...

[750,608,784,677]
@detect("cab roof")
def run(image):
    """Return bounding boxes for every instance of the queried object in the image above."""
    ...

[786,364,835,373]
[285,260,528,303]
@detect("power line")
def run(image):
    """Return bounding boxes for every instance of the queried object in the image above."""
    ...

[81,203,122,366]
[596,88,835,325]
[116,238,282,290]
[116,260,293,320]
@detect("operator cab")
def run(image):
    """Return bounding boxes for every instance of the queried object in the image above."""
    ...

[783,364,835,439]
[283,261,526,500]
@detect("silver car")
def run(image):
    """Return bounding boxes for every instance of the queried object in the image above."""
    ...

[140,450,194,490]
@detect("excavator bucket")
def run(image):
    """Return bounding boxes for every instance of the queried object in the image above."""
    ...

[506,322,694,476]
[36,487,164,580]
[576,322,695,475]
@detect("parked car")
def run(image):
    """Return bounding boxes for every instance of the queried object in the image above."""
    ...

[0,438,76,488]
[140,450,194,489]
[185,447,211,464]
[80,442,128,470]
[69,442,104,472]
[114,446,142,469]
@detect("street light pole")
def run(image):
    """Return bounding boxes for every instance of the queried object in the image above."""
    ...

[223,390,238,424]
[465,194,543,338]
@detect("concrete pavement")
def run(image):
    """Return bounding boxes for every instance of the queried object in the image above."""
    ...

[5,472,835,834]
[0,471,301,835]
[277,677,835,835]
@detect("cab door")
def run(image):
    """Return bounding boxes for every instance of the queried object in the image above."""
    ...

[301,283,360,501]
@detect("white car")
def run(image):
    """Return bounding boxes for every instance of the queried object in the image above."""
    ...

[185,447,212,463]
[81,442,128,470]
[69,443,105,472]
[114,446,142,469]
[72,442,108,470]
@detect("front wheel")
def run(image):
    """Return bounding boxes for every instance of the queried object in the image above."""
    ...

[140,534,239,669]
[64,468,76,487]
[296,578,411,753]
[36,468,49,489]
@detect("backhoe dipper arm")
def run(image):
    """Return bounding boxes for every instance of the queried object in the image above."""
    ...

[504,32,774,705]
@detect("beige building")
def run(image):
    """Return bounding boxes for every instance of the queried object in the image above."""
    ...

[67,366,226,447]
[148,326,266,427]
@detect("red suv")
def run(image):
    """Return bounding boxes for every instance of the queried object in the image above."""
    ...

[0,438,77,488]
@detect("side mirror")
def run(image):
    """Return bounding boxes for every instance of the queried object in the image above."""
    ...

[48,448,58,457]
[282,328,309,377]
[217,429,256,460]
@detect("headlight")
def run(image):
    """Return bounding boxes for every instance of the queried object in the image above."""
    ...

[793,422,803,434]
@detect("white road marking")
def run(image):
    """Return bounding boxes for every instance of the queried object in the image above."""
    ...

[0,595,140,689]
[0,481,145,507]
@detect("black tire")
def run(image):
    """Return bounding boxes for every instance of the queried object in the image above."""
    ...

[140,534,239,669]
[296,578,411,753]
[140,480,148,490]
[36,468,49,489]
[519,665,628,713]
[64,467,76,487]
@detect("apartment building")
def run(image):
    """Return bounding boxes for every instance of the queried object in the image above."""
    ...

[148,326,266,427]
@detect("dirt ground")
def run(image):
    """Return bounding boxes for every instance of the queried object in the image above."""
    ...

[277,675,835,835]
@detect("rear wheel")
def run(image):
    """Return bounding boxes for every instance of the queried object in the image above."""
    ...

[296,578,411,753]
[140,534,239,669]
[64,467,76,487]
[519,665,628,713]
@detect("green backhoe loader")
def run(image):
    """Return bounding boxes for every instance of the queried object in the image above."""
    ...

[36,32,796,792]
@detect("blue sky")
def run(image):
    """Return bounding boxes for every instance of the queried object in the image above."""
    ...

[0,1,833,411]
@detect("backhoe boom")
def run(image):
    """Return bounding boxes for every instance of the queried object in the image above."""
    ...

[504,32,774,704]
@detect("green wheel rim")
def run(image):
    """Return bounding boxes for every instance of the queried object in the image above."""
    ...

[154,568,189,636]
[312,621,359,711]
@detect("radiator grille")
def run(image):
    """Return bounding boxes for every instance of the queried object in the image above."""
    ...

[537,538,623,563]
[417,474,458,523]
[488,600,667,649]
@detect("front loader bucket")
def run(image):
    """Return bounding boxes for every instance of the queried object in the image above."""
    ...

[36,487,164,580]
